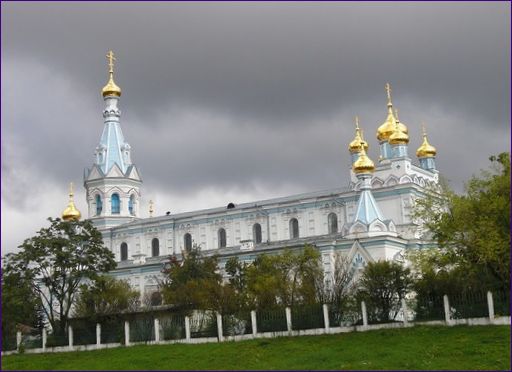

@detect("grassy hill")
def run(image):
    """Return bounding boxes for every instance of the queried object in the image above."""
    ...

[2,325,510,370]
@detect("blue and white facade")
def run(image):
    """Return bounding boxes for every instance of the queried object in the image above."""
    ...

[83,72,439,297]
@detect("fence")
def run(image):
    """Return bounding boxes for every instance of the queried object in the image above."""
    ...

[3,289,510,355]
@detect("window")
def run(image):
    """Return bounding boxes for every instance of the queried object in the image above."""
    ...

[289,218,299,239]
[328,213,338,234]
[95,194,102,216]
[151,238,159,257]
[253,223,262,244]
[218,228,227,248]
[129,195,135,216]
[120,242,128,261]
[111,193,120,214]
[184,233,192,252]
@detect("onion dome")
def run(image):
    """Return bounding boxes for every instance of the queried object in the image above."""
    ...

[62,183,81,221]
[348,116,369,153]
[376,83,408,141]
[389,109,409,145]
[102,50,122,97]
[353,144,375,174]
[416,125,437,158]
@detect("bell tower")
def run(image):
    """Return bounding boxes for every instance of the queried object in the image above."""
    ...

[84,51,142,229]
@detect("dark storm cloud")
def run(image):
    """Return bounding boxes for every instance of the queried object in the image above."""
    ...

[1,2,510,253]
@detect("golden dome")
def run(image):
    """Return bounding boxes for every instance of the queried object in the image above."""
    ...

[416,125,437,158]
[62,183,81,222]
[101,51,122,97]
[376,83,408,141]
[348,116,369,153]
[389,109,409,145]
[353,144,375,174]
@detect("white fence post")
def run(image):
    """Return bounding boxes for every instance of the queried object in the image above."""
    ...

[487,291,495,321]
[16,331,22,351]
[96,323,101,346]
[323,304,330,332]
[68,325,74,349]
[42,328,47,351]
[251,310,257,336]
[443,294,452,325]
[361,301,368,327]
[154,318,160,343]
[185,316,191,341]
[216,313,224,342]
[285,307,292,332]
[124,321,130,346]
[401,298,409,325]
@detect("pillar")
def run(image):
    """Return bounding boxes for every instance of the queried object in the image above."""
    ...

[323,304,330,332]
[285,307,292,332]
[251,310,257,336]
[361,301,368,327]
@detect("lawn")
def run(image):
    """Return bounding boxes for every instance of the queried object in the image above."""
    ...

[2,325,510,370]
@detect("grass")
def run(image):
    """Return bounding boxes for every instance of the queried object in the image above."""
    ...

[2,325,510,370]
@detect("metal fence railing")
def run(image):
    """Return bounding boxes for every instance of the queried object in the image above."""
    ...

[160,314,186,341]
[493,290,510,317]
[292,304,324,330]
[413,294,445,321]
[327,301,362,327]
[100,318,124,344]
[222,311,252,336]
[130,316,155,343]
[190,311,217,338]
[450,291,488,319]
[4,289,509,354]
[72,320,96,346]
[256,307,287,333]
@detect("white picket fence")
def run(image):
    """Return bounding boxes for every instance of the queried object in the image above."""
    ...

[3,290,510,356]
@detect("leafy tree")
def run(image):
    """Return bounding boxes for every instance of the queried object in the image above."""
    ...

[3,218,116,336]
[357,260,413,323]
[73,275,139,318]
[160,245,223,312]
[1,266,45,350]
[244,245,324,309]
[413,152,510,291]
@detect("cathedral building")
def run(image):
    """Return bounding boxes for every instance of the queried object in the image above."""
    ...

[63,52,439,297]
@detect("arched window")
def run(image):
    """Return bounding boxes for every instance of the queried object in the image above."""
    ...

[328,212,338,234]
[289,218,299,239]
[111,193,120,214]
[152,238,159,257]
[120,242,128,261]
[129,195,135,216]
[184,233,192,252]
[253,223,262,244]
[95,194,103,216]
[218,228,227,248]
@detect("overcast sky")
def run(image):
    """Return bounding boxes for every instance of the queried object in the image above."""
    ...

[2,2,510,255]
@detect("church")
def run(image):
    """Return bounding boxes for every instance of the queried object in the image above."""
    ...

[62,52,439,298]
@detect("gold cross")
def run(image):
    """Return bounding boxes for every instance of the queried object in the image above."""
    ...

[106,50,116,73]
[355,115,360,129]
[385,83,392,103]
[421,122,427,136]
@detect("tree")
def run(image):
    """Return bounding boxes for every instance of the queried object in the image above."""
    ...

[73,275,139,318]
[3,218,116,336]
[357,260,413,323]
[244,245,324,309]
[159,245,223,312]
[1,266,45,350]
[413,152,510,291]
